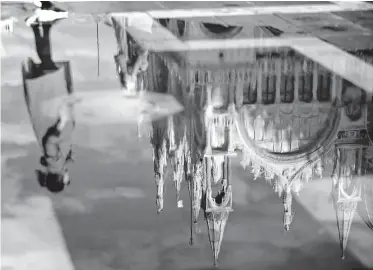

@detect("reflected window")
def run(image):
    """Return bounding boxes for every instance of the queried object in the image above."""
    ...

[177,20,186,37]
[158,18,170,28]
[242,70,257,104]
[193,71,209,84]
[243,82,257,104]
[280,74,294,103]
[317,72,331,102]
[260,26,284,37]
[262,74,276,105]
[299,72,313,102]
[166,19,186,38]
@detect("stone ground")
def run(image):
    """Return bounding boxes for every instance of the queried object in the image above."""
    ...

[2,2,373,270]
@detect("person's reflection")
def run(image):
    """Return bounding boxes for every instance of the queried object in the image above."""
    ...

[24,1,76,193]
[37,99,76,193]
[25,1,68,74]
[109,15,149,94]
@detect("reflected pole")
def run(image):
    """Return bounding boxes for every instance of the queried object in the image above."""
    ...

[96,21,100,77]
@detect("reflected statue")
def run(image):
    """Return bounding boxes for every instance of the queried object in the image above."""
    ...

[342,80,365,122]
[341,149,358,192]
[37,99,76,192]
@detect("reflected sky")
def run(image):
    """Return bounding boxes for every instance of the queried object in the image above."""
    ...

[2,2,373,270]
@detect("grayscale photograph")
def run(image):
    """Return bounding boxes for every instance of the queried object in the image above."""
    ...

[1,1,373,270]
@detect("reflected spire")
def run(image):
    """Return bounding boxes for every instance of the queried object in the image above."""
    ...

[154,139,167,214]
[172,141,184,207]
[187,179,194,246]
[155,172,164,214]
[168,116,176,152]
[334,200,358,260]
[205,210,230,267]
[151,121,169,214]
[185,150,204,245]
[330,80,370,258]
[331,147,364,260]
[204,155,233,267]
[282,183,294,232]
[168,116,185,206]
[204,181,233,267]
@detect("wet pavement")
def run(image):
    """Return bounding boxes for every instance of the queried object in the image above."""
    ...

[2,1,373,270]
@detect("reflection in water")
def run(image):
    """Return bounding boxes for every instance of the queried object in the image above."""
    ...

[16,6,373,267]
[22,4,75,194]
[140,35,373,265]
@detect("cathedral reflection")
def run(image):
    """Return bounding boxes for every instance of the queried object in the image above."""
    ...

[134,19,373,267]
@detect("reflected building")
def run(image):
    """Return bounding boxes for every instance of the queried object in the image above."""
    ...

[143,19,373,266]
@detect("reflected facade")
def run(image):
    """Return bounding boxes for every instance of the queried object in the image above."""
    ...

[140,19,373,266]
